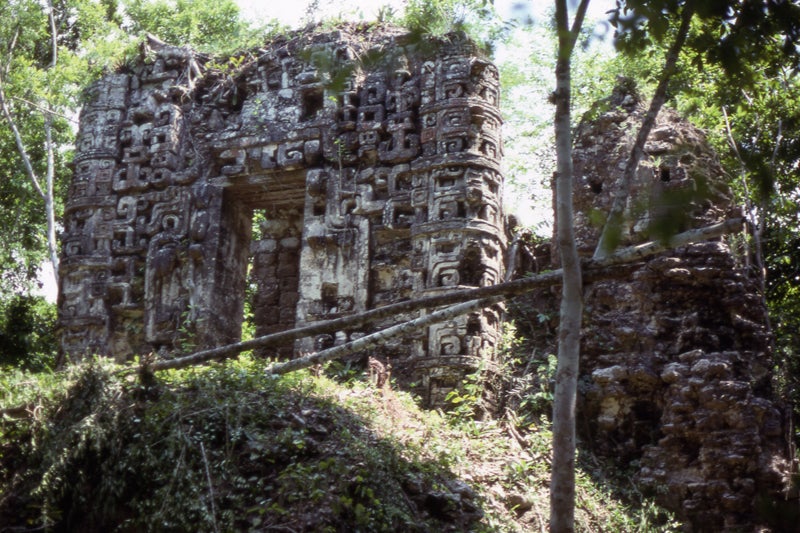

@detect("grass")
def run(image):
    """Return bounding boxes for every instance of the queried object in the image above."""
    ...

[0,355,679,532]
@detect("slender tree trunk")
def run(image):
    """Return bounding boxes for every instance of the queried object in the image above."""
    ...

[551,1,589,531]
[0,2,61,289]
[0,81,43,196]
[0,81,60,288]
[44,113,59,283]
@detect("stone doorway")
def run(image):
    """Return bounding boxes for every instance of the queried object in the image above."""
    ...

[221,170,306,358]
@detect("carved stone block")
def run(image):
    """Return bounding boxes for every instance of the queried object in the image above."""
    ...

[59,26,506,407]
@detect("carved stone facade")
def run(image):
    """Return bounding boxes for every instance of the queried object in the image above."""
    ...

[58,26,506,405]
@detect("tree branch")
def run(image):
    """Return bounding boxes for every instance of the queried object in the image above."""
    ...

[593,4,695,259]
[555,0,591,59]
[584,217,743,268]
[10,95,79,123]
[46,0,57,69]
[150,275,560,372]
[265,296,504,376]
[1,27,20,78]
[0,78,46,201]
[569,0,592,52]
[147,218,743,373]
[0,1,62,289]
[722,106,755,267]
[44,113,59,281]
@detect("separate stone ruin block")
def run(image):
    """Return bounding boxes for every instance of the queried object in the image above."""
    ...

[554,80,790,529]
[58,25,506,406]
[505,78,791,530]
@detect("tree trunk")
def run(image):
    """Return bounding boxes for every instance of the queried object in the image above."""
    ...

[593,5,695,259]
[44,113,59,284]
[265,296,504,375]
[147,217,742,373]
[0,2,61,290]
[550,1,589,530]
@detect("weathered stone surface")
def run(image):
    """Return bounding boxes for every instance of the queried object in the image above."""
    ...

[564,79,736,260]
[570,83,790,529]
[59,26,792,527]
[58,24,506,405]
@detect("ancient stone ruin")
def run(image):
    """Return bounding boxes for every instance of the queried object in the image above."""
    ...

[58,25,506,405]
[517,82,792,530]
[59,23,792,528]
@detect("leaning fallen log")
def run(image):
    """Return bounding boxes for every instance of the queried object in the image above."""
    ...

[147,217,744,373]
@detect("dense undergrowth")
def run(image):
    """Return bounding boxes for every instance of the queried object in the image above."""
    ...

[0,355,678,532]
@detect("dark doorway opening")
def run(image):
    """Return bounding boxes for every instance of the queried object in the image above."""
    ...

[224,171,306,358]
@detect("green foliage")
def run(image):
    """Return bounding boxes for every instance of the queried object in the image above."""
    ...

[576,452,681,533]
[122,0,275,54]
[499,320,558,425]
[400,0,506,51]
[613,0,800,82]
[497,12,631,234]
[0,85,70,297]
[0,295,57,371]
[0,366,60,418]
[519,352,558,420]
[0,356,681,531]
[0,0,127,303]
[322,359,362,384]
[495,21,560,233]
[646,179,710,245]
[677,66,800,396]
[444,363,486,423]
[0,359,465,530]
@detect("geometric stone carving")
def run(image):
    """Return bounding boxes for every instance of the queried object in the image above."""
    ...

[58,26,506,406]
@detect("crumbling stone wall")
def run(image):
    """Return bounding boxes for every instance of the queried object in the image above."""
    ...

[59,24,791,526]
[566,84,790,529]
[58,25,506,405]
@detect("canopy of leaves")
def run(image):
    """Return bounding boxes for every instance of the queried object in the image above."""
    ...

[121,0,271,54]
[400,0,507,52]
[0,0,97,294]
[613,0,800,80]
